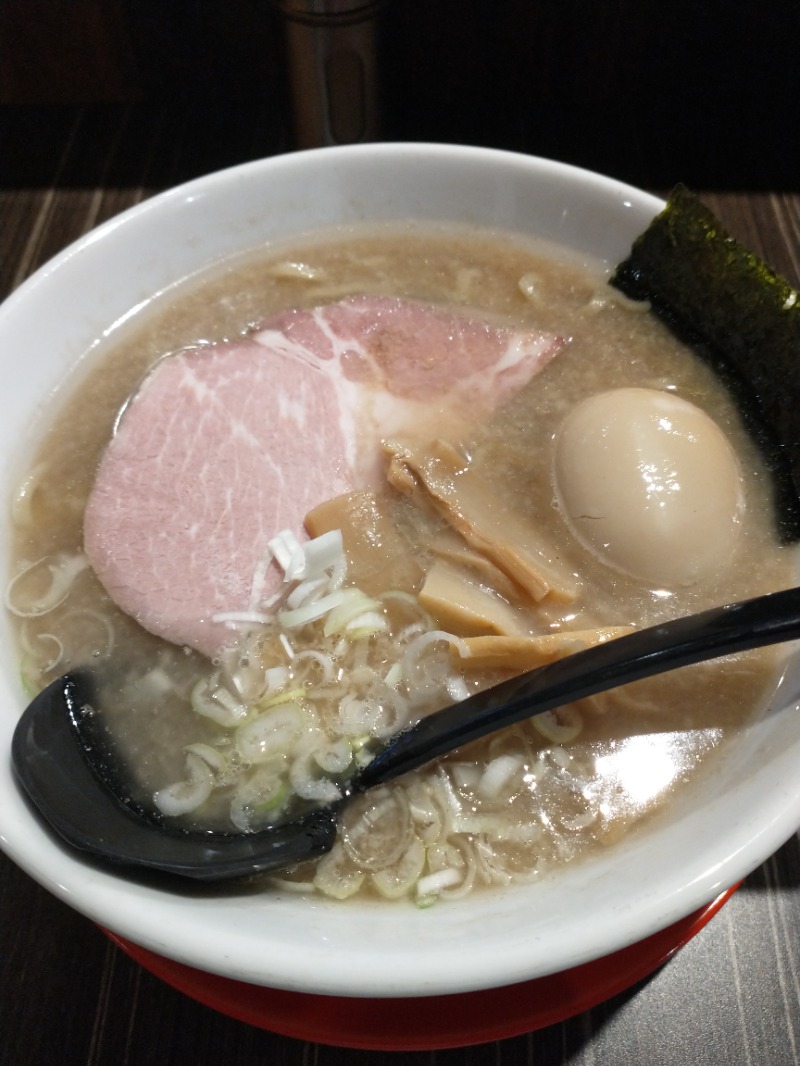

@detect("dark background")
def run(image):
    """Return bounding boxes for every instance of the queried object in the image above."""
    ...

[3,5,800,1063]
[1,0,798,191]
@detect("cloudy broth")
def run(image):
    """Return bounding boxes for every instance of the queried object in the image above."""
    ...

[8,222,793,903]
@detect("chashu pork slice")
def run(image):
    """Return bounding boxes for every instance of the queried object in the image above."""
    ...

[84,296,563,659]
[254,295,562,479]
[84,339,356,659]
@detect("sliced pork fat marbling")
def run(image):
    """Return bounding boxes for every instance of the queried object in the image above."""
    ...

[84,338,356,658]
[84,297,562,658]
[255,296,562,473]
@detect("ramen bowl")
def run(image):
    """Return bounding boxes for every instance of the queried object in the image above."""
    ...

[1,144,799,1009]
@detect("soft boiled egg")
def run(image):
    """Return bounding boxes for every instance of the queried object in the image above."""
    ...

[553,387,745,586]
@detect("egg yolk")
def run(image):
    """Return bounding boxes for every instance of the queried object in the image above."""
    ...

[553,387,745,586]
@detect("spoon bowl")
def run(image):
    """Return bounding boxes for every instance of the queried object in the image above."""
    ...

[12,585,800,881]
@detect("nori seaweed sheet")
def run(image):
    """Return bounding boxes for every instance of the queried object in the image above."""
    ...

[611,184,800,541]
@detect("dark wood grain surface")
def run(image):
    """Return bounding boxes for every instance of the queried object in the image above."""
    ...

[2,96,800,1065]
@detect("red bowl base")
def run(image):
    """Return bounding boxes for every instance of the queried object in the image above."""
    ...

[104,886,736,1051]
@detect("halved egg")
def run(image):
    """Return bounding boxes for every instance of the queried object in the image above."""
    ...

[553,387,745,586]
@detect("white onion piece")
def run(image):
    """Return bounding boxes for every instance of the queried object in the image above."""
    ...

[235,704,304,763]
[354,745,375,768]
[395,621,431,646]
[20,609,114,683]
[323,589,382,636]
[549,746,573,769]
[450,762,481,790]
[336,686,410,739]
[229,764,288,831]
[379,590,434,630]
[247,553,272,610]
[290,650,336,684]
[140,665,177,696]
[264,665,291,692]
[416,867,463,899]
[478,754,525,799]
[312,842,365,899]
[345,610,388,635]
[438,840,478,901]
[190,676,248,726]
[473,839,514,886]
[445,673,471,703]
[20,630,64,675]
[5,553,89,617]
[256,685,305,710]
[268,529,304,576]
[270,527,345,585]
[372,836,427,899]
[184,742,227,774]
[278,633,295,659]
[383,661,403,689]
[561,808,597,831]
[453,815,541,843]
[153,753,215,817]
[534,707,583,744]
[278,589,348,629]
[432,766,463,818]
[300,528,344,578]
[289,751,341,803]
[314,738,352,774]
[400,630,469,679]
[284,576,328,610]
[407,783,443,844]
[342,787,412,870]
[212,609,273,627]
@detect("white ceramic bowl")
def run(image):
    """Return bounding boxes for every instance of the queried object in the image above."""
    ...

[1,144,799,999]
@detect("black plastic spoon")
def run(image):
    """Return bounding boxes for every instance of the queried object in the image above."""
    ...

[12,584,800,883]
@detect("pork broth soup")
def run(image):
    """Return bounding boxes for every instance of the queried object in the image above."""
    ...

[7,222,792,904]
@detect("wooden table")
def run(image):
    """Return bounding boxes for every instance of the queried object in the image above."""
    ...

[2,103,800,1066]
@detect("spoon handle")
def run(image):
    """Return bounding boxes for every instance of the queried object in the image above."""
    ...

[356,585,800,790]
